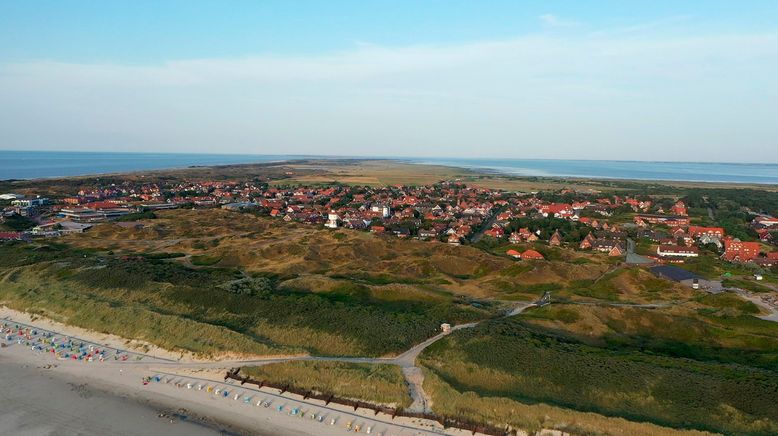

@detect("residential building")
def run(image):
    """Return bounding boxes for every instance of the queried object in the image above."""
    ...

[657,245,700,258]
[520,249,545,260]
[722,239,761,262]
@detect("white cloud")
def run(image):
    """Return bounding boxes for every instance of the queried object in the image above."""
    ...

[0,24,777,161]
[539,13,580,28]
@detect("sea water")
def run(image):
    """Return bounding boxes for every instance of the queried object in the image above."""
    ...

[1,150,776,184]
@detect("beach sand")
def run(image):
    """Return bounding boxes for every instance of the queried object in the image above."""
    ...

[1,309,479,436]
[0,347,462,436]
[0,354,243,436]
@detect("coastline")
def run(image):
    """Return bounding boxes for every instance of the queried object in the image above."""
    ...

[1,150,776,185]
[0,308,488,436]
[0,350,275,436]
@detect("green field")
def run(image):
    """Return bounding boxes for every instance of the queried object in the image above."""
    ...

[419,314,778,435]
[2,192,777,436]
[0,242,486,357]
[241,361,411,407]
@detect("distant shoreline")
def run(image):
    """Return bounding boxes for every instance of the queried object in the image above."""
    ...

[1,150,777,184]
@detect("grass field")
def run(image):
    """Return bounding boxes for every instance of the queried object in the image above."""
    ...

[521,301,778,370]
[722,277,774,293]
[0,240,487,357]
[485,263,691,304]
[3,159,778,435]
[419,314,778,435]
[421,370,712,436]
[63,209,517,298]
[241,361,411,408]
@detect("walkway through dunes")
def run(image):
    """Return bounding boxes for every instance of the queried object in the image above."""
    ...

[3,301,536,415]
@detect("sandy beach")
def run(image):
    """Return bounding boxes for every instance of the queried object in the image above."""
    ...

[0,309,488,436]
[0,354,239,436]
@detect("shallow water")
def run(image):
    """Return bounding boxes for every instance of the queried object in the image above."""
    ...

[411,157,778,184]
[2,150,776,183]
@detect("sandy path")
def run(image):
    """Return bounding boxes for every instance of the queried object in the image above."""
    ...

[731,290,778,322]
[1,302,536,422]
[398,302,534,413]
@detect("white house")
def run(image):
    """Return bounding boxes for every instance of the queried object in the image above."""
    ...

[324,211,340,229]
[657,245,699,258]
[371,204,391,218]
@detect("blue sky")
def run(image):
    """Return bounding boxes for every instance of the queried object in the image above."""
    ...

[1,1,777,162]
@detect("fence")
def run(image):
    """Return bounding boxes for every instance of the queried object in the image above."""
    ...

[224,368,514,436]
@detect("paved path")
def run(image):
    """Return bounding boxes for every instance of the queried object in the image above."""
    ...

[132,302,536,413]
[397,322,479,413]
[469,206,505,243]
[625,238,654,265]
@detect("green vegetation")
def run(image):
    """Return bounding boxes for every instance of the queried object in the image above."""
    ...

[241,361,411,407]
[116,210,157,221]
[571,268,677,302]
[141,252,186,260]
[0,242,486,357]
[722,278,773,293]
[328,272,425,285]
[677,254,723,279]
[695,292,761,314]
[420,316,778,435]
[522,305,581,324]
[190,254,223,266]
[682,188,778,240]
[0,214,36,231]
[504,216,591,243]
[220,276,276,296]
[523,302,778,370]
[422,371,705,436]
[3,164,778,436]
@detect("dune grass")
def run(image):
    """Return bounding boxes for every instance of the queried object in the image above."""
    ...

[421,370,712,436]
[0,242,487,357]
[722,278,773,293]
[523,300,778,370]
[241,361,411,408]
[419,315,778,435]
[0,267,284,357]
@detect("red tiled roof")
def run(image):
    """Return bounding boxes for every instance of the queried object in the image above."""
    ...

[521,249,544,260]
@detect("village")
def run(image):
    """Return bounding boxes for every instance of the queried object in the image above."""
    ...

[2,178,777,272]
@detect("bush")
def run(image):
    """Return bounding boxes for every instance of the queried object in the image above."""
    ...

[190,254,222,266]
[116,211,157,222]
[0,214,36,231]
[220,277,276,297]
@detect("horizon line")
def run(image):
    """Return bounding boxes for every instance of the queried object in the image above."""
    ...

[1,149,775,167]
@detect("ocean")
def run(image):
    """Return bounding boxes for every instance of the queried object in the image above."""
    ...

[412,157,778,185]
[1,150,776,184]
[0,151,301,180]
